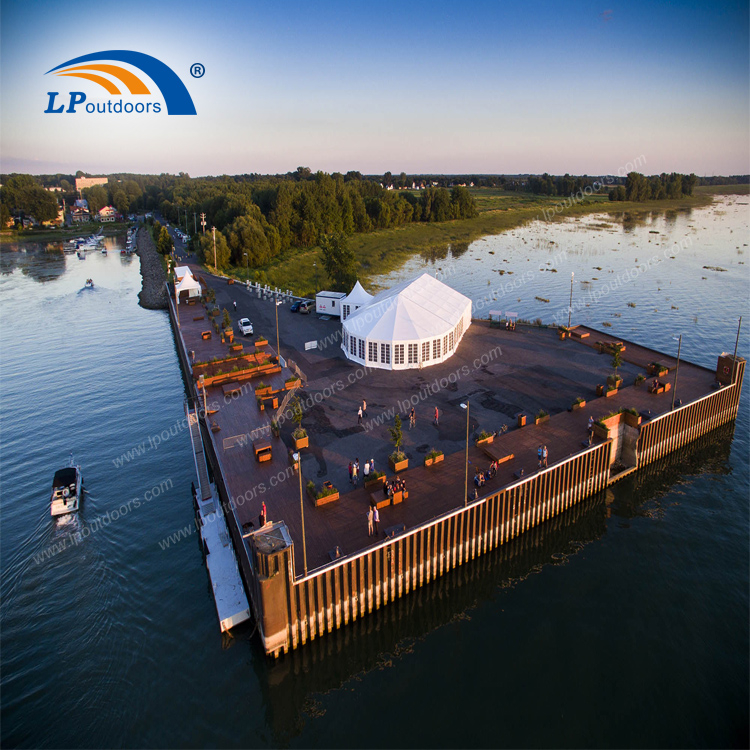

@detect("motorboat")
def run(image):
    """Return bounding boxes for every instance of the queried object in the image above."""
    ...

[85,278,94,288]
[50,456,83,516]
[77,251,86,260]
[101,247,107,255]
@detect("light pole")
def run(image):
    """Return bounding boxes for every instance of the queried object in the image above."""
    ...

[567,271,574,329]
[460,401,469,507]
[296,451,308,576]
[731,316,742,385]
[200,212,206,234]
[194,212,197,235]
[275,299,282,363]
[671,334,682,410]
[244,252,248,279]
[211,226,217,271]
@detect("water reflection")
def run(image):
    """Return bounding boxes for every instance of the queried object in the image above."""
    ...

[0,243,68,283]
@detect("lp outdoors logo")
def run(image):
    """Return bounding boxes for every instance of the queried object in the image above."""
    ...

[44,50,197,116]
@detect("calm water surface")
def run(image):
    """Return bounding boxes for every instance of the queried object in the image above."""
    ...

[1,198,748,748]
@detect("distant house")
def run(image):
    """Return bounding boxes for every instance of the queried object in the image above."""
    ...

[46,186,63,193]
[74,198,89,210]
[75,176,108,192]
[97,205,117,222]
[71,207,90,224]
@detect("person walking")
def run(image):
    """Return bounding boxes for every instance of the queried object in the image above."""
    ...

[363,460,370,479]
[362,399,367,418]
[367,506,374,537]
[352,461,359,487]
[348,461,353,484]
[542,445,548,468]
[358,406,363,424]
[370,458,375,474]
[434,406,439,426]
[587,416,594,445]
[233,300,237,311]
[409,406,415,429]
[373,506,380,535]
[537,445,543,469]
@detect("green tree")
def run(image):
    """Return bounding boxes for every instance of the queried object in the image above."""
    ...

[198,230,231,270]
[113,189,130,215]
[157,226,173,255]
[388,415,404,457]
[611,343,623,380]
[320,232,358,291]
[85,185,108,214]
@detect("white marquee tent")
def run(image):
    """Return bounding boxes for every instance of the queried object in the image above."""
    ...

[341,273,472,370]
[174,267,202,302]
[341,280,374,320]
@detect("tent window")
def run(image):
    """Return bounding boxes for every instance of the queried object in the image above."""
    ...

[408,343,418,364]
[443,334,449,353]
[343,304,350,320]
[381,343,391,364]
[393,344,403,365]
[350,336,356,356]
[433,338,441,359]
[358,339,365,360]
[368,341,378,362]
[448,331,454,351]
[422,341,430,361]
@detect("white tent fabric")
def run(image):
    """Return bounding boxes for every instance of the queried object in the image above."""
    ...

[175,272,202,301]
[341,273,472,370]
[340,280,374,320]
[174,265,192,281]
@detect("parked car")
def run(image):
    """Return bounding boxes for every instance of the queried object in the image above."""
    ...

[299,301,312,314]
[290,300,302,312]
[238,318,254,335]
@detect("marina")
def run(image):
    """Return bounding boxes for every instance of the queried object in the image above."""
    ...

[167,268,745,656]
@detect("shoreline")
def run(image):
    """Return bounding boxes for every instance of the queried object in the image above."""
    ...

[135,226,168,310]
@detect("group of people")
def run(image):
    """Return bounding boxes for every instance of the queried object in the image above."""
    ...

[537,444,549,469]
[383,476,406,497]
[474,461,498,488]
[505,318,516,331]
[348,458,375,486]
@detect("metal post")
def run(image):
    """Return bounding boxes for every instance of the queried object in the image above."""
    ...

[244,252,248,279]
[567,272,574,329]
[212,226,217,271]
[298,453,308,576]
[200,212,206,234]
[275,300,280,362]
[464,401,470,507]
[671,334,681,410]
[194,212,197,235]
[731,316,742,385]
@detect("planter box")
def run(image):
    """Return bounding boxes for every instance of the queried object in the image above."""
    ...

[604,388,618,398]
[593,423,609,440]
[647,364,669,377]
[227,278,234,285]
[229,344,243,353]
[607,375,623,388]
[284,379,301,390]
[364,474,386,489]
[571,401,586,411]
[623,411,642,428]
[558,330,569,340]
[424,453,444,467]
[476,435,494,446]
[534,415,550,425]
[255,339,268,348]
[389,456,408,473]
[293,434,309,449]
[308,488,339,507]
[254,386,272,397]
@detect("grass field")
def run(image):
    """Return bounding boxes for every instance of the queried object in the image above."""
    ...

[694,184,750,195]
[229,188,720,296]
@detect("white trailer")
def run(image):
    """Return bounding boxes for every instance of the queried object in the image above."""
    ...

[315,291,346,317]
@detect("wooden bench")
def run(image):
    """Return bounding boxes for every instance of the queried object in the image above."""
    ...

[482,443,515,464]
[193,315,204,321]
[571,329,589,340]
[391,490,409,505]
[210,421,220,432]
[370,492,391,511]
[221,382,242,398]
[201,330,212,340]
[253,439,272,463]
[649,381,671,395]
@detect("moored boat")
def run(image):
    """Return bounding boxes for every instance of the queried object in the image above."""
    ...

[85,278,94,288]
[50,456,83,517]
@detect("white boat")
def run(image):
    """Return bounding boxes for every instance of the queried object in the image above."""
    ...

[50,456,83,517]
[77,251,86,260]
[85,278,94,288]
[101,248,107,255]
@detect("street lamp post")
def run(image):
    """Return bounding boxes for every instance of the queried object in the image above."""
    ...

[275,299,282,363]
[568,272,575,329]
[296,451,308,576]
[211,226,217,271]
[460,401,469,507]
[244,252,248,279]
[671,334,682,410]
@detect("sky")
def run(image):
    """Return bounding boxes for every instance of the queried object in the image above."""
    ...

[0,0,748,177]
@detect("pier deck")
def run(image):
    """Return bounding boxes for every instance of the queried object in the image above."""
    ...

[175,277,722,574]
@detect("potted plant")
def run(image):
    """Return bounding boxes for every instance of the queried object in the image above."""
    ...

[229,342,243,353]
[424,448,444,467]
[388,415,408,472]
[291,398,308,448]
[475,430,494,445]
[364,469,386,488]
[607,344,623,388]
[254,381,272,397]
[571,397,586,411]
[605,384,618,397]
[270,419,280,438]
[634,373,646,388]
[307,480,339,506]
[255,336,268,348]
[534,409,549,425]
[558,326,570,340]
[622,407,642,428]
[648,361,669,378]
[284,375,302,390]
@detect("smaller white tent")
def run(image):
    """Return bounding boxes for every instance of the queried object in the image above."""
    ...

[341,281,373,320]
[174,265,192,282]
[175,271,202,302]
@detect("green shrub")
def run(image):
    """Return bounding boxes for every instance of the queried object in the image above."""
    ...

[425,448,443,461]
[477,430,492,440]
[536,409,548,419]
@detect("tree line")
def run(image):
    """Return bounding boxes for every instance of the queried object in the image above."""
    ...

[607,172,697,202]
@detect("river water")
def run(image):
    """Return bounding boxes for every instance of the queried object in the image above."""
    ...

[1,197,748,748]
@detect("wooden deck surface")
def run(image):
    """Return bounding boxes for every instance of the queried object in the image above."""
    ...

[176,298,719,576]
